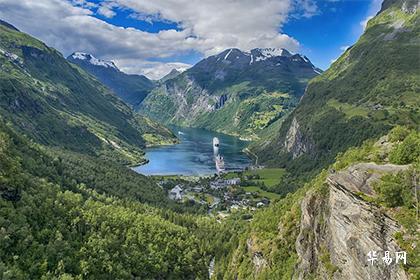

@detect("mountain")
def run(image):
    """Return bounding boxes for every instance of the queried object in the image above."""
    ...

[159,68,181,83]
[67,52,155,108]
[139,48,321,139]
[253,0,420,176]
[0,21,176,165]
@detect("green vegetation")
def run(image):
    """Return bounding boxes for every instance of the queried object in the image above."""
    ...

[0,23,176,165]
[0,122,210,278]
[327,99,369,119]
[244,168,286,188]
[0,1,419,278]
[389,130,420,164]
[242,186,281,200]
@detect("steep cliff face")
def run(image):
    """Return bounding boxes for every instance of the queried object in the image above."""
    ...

[284,117,314,159]
[295,163,410,280]
[139,75,219,125]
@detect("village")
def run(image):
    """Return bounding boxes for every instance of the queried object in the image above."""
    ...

[157,167,285,218]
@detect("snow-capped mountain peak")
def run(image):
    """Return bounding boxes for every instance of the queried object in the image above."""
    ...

[257,48,291,57]
[70,52,118,70]
[251,48,292,62]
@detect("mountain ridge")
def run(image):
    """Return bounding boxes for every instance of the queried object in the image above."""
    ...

[67,52,155,108]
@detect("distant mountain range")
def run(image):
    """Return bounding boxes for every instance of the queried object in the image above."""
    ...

[139,47,321,139]
[67,52,155,108]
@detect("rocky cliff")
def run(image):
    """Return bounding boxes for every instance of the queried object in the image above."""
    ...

[295,162,411,280]
[284,117,314,159]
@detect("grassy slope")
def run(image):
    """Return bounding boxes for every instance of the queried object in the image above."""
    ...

[254,1,420,176]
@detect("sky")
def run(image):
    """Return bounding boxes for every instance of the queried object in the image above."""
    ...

[0,0,383,79]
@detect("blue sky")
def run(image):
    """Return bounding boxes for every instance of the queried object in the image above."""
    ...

[283,0,382,69]
[0,0,383,78]
[90,0,382,71]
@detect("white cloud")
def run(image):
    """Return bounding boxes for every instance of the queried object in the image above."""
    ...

[119,61,192,80]
[359,0,382,31]
[102,0,306,55]
[97,5,116,18]
[360,15,374,30]
[0,0,317,79]
[340,45,349,51]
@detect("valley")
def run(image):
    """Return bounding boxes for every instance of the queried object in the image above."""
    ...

[0,0,418,279]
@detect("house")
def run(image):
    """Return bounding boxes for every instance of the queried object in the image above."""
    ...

[169,185,184,200]
[257,202,265,208]
[225,178,241,185]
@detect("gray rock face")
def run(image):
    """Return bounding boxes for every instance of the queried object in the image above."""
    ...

[284,117,314,158]
[295,163,410,280]
[246,238,268,274]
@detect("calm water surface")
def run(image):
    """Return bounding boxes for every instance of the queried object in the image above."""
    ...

[133,126,251,176]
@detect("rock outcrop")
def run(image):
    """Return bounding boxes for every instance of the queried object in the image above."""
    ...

[284,118,314,159]
[246,237,268,274]
[295,163,410,280]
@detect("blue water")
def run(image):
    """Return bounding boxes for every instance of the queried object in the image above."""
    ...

[133,126,251,176]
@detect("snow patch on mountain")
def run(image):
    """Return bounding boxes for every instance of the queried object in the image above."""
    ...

[224,49,233,60]
[70,52,118,70]
[251,48,292,63]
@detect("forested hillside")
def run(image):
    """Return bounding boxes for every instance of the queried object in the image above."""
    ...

[0,120,213,278]
[0,0,418,278]
[0,22,176,165]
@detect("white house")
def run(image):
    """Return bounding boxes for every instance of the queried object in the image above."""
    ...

[169,185,183,200]
[225,178,241,185]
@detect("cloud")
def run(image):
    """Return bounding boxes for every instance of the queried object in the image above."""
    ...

[97,4,116,18]
[360,15,374,30]
[340,45,349,51]
[119,61,192,80]
[104,0,306,55]
[0,0,317,79]
[359,0,382,30]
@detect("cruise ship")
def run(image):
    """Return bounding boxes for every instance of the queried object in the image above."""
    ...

[213,137,220,148]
